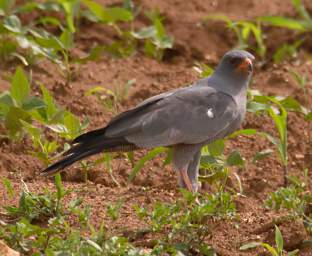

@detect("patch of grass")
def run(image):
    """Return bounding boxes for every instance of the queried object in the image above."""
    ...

[240,225,299,256]
[265,170,312,234]
[247,91,311,185]
[135,190,233,255]
[0,67,88,165]
[204,14,266,59]
[0,176,148,255]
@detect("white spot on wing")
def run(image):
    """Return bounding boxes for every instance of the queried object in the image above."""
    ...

[207,108,214,118]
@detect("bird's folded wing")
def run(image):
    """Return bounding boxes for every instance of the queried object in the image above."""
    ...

[105,86,239,148]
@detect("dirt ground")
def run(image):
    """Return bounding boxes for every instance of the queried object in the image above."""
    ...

[1,0,312,255]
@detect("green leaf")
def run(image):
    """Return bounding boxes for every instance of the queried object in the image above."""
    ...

[207,139,224,157]
[21,96,46,111]
[39,84,58,122]
[63,111,82,139]
[288,249,299,256]
[128,147,166,182]
[275,225,284,253]
[82,0,133,23]
[55,173,65,201]
[10,67,30,106]
[305,112,312,121]
[292,0,311,21]
[5,106,31,136]
[253,149,273,163]
[59,0,78,33]
[3,15,22,33]
[85,239,103,252]
[2,177,14,198]
[239,242,262,250]
[261,243,278,256]
[260,16,307,31]
[229,129,257,138]
[132,26,156,39]
[247,101,270,113]
[59,29,74,50]
[0,91,14,106]
[226,151,244,167]
[0,0,16,14]
[279,96,306,113]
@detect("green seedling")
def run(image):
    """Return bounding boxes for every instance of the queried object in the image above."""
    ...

[82,0,137,58]
[106,200,124,221]
[289,69,309,95]
[0,67,46,138]
[94,153,120,187]
[261,0,312,32]
[240,225,299,256]
[273,40,303,64]
[132,11,174,61]
[204,14,266,59]
[199,129,257,194]
[3,174,67,222]
[0,9,63,66]
[265,170,312,234]
[266,100,288,186]
[21,120,59,165]
[128,147,168,182]
[193,62,214,78]
[47,110,89,141]
[135,191,231,255]
[248,93,302,186]
[0,179,147,255]
[0,67,87,168]
[85,79,135,113]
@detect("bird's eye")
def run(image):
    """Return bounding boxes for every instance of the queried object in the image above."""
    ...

[229,57,241,66]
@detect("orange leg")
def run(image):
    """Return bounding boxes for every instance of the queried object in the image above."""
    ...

[179,169,194,193]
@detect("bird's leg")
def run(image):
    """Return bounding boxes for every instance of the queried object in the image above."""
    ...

[179,169,194,192]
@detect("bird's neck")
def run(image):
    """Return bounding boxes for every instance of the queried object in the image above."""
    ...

[209,75,249,95]
[208,75,249,110]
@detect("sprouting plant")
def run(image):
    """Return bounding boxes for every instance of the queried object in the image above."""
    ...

[199,129,257,194]
[266,100,288,185]
[193,62,214,78]
[240,225,299,255]
[260,0,312,32]
[82,0,136,58]
[273,40,303,64]
[135,191,232,255]
[0,67,46,138]
[20,120,59,165]
[3,174,67,222]
[93,153,120,187]
[265,170,312,234]
[106,200,124,221]
[132,10,174,61]
[0,177,148,255]
[289,69,310,95]
[85,79,135,113]
[204,14,266,59]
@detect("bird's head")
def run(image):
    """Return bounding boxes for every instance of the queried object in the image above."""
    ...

[215,50,255,82]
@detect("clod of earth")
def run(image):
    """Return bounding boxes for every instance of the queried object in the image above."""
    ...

[41,50,254,193]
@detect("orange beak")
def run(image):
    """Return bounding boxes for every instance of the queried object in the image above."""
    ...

[236,57,253,73]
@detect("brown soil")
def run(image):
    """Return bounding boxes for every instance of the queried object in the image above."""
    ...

[1,0,312,255]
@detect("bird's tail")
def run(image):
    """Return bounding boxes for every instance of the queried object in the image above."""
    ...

[41,130,137,176]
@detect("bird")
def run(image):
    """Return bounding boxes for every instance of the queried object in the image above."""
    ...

[41,50,254,193]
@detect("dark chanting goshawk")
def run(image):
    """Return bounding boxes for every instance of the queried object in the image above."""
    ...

[41,50,254,193]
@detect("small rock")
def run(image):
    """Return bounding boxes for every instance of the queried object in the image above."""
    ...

[0,240,20,256]
[295,154,304,160]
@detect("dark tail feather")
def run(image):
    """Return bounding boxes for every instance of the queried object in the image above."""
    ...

[40,148,101,176]
[41,132,137,176]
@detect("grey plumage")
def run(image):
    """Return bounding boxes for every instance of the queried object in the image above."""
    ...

[41,49,254,193]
